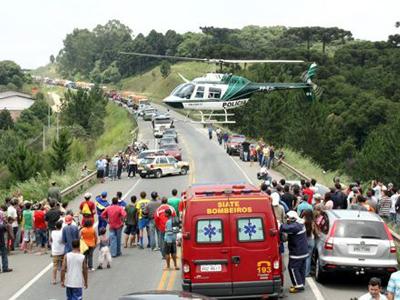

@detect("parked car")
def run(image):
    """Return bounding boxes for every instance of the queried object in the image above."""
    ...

[119,291,214,300]
[226,134,246,155]
[159,143,182,160]
[163,128,178,143]
[143,108,157,121]
[137,149,166,165]
[314,210,398,283]
[138,155,189,178]
[159,137,177,148]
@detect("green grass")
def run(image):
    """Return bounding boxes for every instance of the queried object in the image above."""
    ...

[119,62,215,100]
[274,148,351,187]
[93,102,136,163]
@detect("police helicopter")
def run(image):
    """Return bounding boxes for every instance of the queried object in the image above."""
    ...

[120,52,320,124]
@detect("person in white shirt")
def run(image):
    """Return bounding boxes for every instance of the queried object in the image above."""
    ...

[358,277,387,300]
[6,200,19,250]
[51,221,65,285]
[390,188,399,223]
[61,239,88,300]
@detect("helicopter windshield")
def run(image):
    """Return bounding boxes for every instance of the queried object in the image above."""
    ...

[172,83,195,99]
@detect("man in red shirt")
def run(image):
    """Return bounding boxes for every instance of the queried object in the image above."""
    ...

[34,203,47,254]
[101,197,127,257]
[79,193,96,226]
[154,197,176,259]
[302,181,314,205]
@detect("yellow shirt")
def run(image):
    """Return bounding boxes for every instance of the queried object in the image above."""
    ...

[136,199,150,219]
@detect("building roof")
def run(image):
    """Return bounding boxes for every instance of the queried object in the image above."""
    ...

[0,91,34,111]
[0,91,32,100]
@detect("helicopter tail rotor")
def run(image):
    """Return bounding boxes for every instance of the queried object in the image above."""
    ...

[302,63,322,100]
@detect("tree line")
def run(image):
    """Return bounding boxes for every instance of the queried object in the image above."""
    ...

[53,21,400,184]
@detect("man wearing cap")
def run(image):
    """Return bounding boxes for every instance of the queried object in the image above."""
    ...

[95,192,110,232]
[79,193,96,227]
[62,215,79,254]
[48,181,62,203]
[280,211,308,293]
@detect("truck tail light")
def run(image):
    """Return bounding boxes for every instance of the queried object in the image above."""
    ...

[273,260,279,270]
[182,260,191,279]
[383,223,397,253]
[324,221,337,251]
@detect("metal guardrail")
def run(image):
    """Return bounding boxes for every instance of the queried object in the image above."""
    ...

[60,171,97,197]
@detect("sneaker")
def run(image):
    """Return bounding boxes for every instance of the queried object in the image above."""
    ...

[289,286,304,293]
[89,268,95,272]
[97,266,103,270]
[152,247,160,251]
[107,264,111,269]
[3,268,13,272]
[146,244,151,249]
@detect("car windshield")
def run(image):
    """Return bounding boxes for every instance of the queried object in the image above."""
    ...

[160,138,175,143]
[164,130,176,135]
[230,136,245,143]
[141,157,155,164]
[160,144,179,150]
[334,220,387,239]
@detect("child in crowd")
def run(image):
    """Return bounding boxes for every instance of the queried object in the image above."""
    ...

[97,227,111,269]
[51,221,65,284]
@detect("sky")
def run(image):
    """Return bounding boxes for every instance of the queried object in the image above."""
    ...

[1,0,399,69]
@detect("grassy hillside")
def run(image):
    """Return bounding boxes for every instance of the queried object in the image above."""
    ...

[31,63,61,78]
[120,62,215,100]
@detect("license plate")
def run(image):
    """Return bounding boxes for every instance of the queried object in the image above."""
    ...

[200,264,222,272]
[353,245,371,252]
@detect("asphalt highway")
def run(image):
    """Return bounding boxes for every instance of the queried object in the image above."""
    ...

[2,104,370,300]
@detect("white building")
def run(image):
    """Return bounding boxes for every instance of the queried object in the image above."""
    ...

[0,91,34,119]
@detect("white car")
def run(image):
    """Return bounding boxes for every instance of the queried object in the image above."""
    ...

[138,155,189,178]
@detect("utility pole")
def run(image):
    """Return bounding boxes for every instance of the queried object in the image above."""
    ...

[56,112,59,141]
[48,105,51,128]
[42,125,46,151]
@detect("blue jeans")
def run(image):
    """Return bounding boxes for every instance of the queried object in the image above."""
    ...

[149,219,158,249]
[305,238,315,277]
[98,216,107,232]
[258,153,263,166]
[159,232,165,258]
[66,287,83,300]
[36,229,47,247]
[0,244,8,271]
[109,227,122,257]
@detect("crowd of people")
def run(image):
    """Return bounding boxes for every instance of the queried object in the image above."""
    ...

[94,142,148,183]
[0,183,183,299]
[259,175,400,298]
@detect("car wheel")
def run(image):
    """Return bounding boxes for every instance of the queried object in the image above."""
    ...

[180,167,188,175]
[139,174,146,178]
[155,169,162,178]
[315,256,326,283]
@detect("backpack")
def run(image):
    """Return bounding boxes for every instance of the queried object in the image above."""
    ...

[81,202,92,216]
[140,201,150,218]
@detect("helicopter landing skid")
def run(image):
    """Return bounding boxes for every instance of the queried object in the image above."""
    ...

[193,110,236,124]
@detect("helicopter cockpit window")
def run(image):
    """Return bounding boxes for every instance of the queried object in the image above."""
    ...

[195,86,205,98]
[208,87,221,99]
[173,83,195,99]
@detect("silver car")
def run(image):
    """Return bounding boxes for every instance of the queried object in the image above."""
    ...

[314,210,397,282]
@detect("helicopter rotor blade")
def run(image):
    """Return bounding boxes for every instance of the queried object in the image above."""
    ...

[119,52,305,64]
[220,59,305,64]
[177,73,190,83]
[119,51,208,62]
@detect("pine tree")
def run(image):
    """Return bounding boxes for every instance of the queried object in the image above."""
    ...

[7,143,40,181]
[0,109,14,130]
[50,129,72,173]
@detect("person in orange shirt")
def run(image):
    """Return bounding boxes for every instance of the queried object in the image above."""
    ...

[80,219,97,271]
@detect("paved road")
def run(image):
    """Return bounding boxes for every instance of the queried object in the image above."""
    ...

[2,104,368,300]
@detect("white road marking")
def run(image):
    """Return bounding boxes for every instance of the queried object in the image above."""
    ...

[306,277,325,300]
[122,178,142,199]
[228,155,255,185]
[10,178,142,300]
[8,263,53,300]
